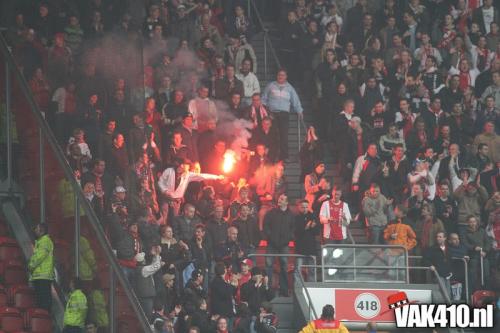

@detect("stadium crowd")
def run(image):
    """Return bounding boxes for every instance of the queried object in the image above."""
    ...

[1,0,500,332]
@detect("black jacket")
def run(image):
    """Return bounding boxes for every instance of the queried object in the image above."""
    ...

[263,208,295,249]
[240,280,274,315]
[209,276,236,317]
[294,212,319,256]
[233,217,261,250]
[423,245,453,278]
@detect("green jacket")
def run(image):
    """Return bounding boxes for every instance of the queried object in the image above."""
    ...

[28,234,55,281]
[87,289,109,327]
[63,289,88,328]
[57,179,85,219]
[78,236,97,281]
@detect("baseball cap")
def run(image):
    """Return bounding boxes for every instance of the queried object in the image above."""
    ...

[241,258,253,268]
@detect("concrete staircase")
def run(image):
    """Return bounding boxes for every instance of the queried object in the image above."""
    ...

[252,24,369,246]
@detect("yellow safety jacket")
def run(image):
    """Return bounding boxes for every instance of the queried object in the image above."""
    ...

[63,289,88,328]
[29,234,55,281]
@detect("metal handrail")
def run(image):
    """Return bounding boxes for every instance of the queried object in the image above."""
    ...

[347,229,356,244]
[409,255,470,304]
[294,267,318,320]
[247,0,282,82]
[0,33,153,332]
[299,263,453,304]
[247,253,317,282]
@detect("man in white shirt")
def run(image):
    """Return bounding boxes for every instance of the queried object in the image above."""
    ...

[319,187,351,244]
[236,59,260,106]
[187,85,218,132]
[158,160,224,215]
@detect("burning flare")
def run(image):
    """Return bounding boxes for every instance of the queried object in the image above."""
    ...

[223,150,236,173]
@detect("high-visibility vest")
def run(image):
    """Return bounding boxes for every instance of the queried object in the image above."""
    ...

[63,289,88,328]
[29,234,55,281]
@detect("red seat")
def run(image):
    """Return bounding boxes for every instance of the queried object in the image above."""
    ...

[8,286,34,310]
[3,261,27,286]
[24,308,52,333]
[0,238,22,261]
[0,288,7,307]
[0,224,8,237]
[471,290,496,307]
[0,307,24,332]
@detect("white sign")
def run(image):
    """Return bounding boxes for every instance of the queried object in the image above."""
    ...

[354,293,381,319]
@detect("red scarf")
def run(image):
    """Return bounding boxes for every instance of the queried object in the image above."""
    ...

[328,201,344,240]
[357,133,364,157]
[458,71,470,91]
[477,48,489,71]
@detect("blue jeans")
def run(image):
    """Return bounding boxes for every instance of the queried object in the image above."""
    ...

[370,226,385,244]
[121,266,135,284]
[265,245,289,295]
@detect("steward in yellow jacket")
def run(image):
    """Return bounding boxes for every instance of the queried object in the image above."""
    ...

[63,279,88,330]
[28,224,54,312]
[300,305,349,333]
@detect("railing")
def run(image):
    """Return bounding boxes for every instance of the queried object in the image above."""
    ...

[0,33,152,332]
[299,263,453,303]
[247,0,281,82]
[247,253,317,283]
[294,267,318,321]
[410,255,470,304]
[321,244,410,283]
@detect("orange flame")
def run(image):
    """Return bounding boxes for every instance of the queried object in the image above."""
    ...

[223,150,236,173]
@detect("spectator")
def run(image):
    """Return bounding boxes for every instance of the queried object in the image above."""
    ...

[263,194,294,296]
[255,302,278,333]
[158,161,223,215]
[240,267,273,316]
[236,59,260,106]
[384,205,417,252]
[473,121,500,164]
[190,298,217,333]
[434,182,459,234]
[295,199,319,278]
[453,174,489,239]
[262,69,303,161]
[352,144,382,194]
[214,64,244,102]
[319,187,351,245]
[362,183,392,244]
[209,262,237,320]
[232,204,261,256]
[423,232,453,298]
[243,93,269,129]
[250,118,279,163]
[304,161,326,210]
[187,86,217,132]
[462,216,492,291]
[189,224,213,291]
[299,126,324,181]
